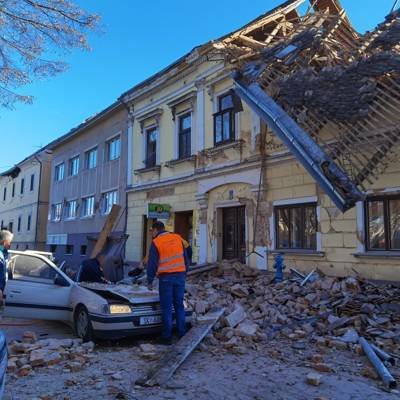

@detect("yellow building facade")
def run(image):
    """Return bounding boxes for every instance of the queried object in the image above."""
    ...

[121,2,400,281]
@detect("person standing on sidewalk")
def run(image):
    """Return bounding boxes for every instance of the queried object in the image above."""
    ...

[147,221,189,345]
[0,230,14,306]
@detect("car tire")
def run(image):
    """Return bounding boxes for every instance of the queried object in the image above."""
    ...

[74,305,94,342]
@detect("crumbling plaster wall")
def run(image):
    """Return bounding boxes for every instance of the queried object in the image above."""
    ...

[265,154,400,281]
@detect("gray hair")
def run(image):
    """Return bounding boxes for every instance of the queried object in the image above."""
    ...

[0,230,14,244]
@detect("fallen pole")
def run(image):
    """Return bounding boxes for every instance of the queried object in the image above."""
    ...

[136,307,225,387]
[371,344,396,366]
[359,337,397,389]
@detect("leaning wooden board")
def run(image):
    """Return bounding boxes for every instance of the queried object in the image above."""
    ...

[136,307,225,387]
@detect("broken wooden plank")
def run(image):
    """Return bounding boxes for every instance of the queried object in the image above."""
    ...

[90,204,121,258]
[136,307,225,387]
[300,269,316,286]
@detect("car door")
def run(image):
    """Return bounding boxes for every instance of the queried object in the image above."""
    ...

[4,253,73,321]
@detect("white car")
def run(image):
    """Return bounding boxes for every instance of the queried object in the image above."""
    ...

[4,251,192,341]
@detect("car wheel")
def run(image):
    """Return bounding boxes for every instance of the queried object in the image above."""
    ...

[74,305,94,342]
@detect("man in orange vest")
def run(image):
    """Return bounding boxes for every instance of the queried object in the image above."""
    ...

[147,221,189,345]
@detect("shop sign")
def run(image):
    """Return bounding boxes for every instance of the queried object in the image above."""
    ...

[147,203,171,219]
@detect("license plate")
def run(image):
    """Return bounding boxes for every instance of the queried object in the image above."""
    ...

[140,315,162,325]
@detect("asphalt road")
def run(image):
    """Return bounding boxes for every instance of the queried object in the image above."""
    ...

[0,316,72,342]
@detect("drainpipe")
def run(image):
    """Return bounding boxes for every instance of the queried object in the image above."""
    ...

[33,150,52,250]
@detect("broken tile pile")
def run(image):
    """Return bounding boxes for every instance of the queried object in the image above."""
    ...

[7,332,95,377]
[186,261,400,359]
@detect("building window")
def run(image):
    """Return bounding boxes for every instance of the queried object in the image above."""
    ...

[178,113,191,159]
[145,127,158,168]
[80,245,87,256]
[69,156,80,176]
[365,196,400,251]
[65,200,78,220]
[12,182,15,197]
[17,216,22,232]
[85,148,97,169]
[0,221,3,229]
[51,203,63,222]
[50,244,57,254]
[55,163,65,182]
[65,245,74,255]
[8,222,13,232]
[82,196,95,217]
[30,174,35,191]
[103,190,118,215]
[2,187,6,201]
[107,136,121,161]
[275,203,317,250]
[214,93,235,146]
[27,215,31,231]
[20,178,25,195]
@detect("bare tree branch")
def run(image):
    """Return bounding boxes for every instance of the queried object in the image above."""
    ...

[0,0,100,109]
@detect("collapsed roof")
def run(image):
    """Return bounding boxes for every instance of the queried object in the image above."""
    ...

[213,0,400,212]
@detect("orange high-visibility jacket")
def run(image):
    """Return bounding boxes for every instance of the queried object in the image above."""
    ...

[152,232,186,276]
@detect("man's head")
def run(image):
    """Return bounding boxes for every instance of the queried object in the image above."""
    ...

[0,230,13,250]
[151,221,165,238]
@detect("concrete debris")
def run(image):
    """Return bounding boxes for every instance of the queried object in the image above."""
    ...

[187,260,400,372]
[306,372,322,386]
[7,334,94,377]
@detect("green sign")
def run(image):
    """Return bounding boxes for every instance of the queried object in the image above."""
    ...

[148,203,171,219]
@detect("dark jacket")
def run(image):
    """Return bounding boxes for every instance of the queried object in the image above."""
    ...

[147,231,189,285]
[0,246,8,291]
[78,258,105,283]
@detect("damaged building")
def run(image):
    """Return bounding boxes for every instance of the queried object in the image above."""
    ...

[122,0,400,280]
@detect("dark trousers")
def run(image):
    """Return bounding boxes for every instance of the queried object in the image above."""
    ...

[158,272,186,339]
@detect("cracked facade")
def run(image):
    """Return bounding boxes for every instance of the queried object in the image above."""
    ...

[122,0,400,280]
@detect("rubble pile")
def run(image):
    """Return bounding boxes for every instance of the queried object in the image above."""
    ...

[187,261,400,358]
[7,332,95,377]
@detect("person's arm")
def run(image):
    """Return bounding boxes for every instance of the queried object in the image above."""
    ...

[0,259,6,292]
[146,242,159,286]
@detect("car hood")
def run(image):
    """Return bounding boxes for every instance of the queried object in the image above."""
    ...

[79,282,160,304]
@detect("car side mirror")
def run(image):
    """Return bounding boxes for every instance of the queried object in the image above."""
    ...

[54,274,70,287]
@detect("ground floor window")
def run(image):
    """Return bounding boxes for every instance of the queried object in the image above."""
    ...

[65,245,74,255]
[275,203,317,250]
[365,195,400,251]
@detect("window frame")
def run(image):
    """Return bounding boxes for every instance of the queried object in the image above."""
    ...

[365,195,400,252]
[12,182,15,198]
[51,203,63,222]
[107,136,121,161]
[82,196,95,218]
[65,199,78,220]
[20,178,25,195]
[274,202,318,251]
[30,174,35,191]
[145,126,158,168]
[85,147,98,169]
[68,156,80,176]
[2,187,6,201]
[213,93,236,146]
[178,112,192,159]
[54,163,65,182]
[27,214,31,231]
[102,190,118,215]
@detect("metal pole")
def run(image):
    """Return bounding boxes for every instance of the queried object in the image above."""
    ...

[371,344,396,366]
[359,337,397,389]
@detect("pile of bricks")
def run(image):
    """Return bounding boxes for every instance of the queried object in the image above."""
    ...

[7,333,95,377]
[187,260,400,359]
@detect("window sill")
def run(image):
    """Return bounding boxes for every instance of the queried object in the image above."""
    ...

[165,156,196,167]
[269,249,325,257]
[203,139,244,156]
[353,251,400,259]
[80,215,95,220]
[134,165,161,174]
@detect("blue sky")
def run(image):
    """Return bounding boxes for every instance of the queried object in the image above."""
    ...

[0,0,395,170]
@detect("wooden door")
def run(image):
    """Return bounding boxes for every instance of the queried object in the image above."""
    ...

[174,211,193,244]
[222,206,245,262]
